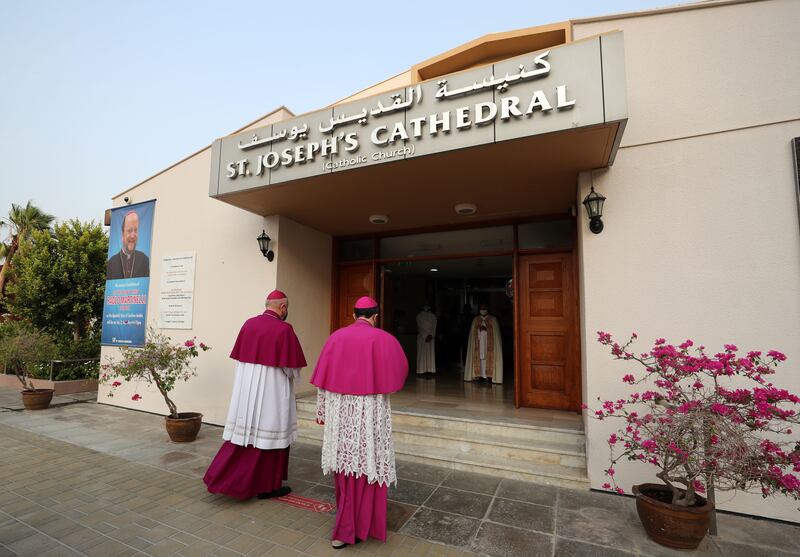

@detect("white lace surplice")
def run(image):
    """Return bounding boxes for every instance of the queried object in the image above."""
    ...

[222,361,300,450]
[316,389,396,487]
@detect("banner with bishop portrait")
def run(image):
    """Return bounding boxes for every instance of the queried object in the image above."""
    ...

[100,200,156,347]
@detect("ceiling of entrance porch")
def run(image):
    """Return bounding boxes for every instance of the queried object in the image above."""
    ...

[214,122,619,237]
[384,255,512,279]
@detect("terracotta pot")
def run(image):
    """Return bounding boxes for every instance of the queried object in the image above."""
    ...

[165,412,203,442]
[21,389,54,410]
[633,483,714,549]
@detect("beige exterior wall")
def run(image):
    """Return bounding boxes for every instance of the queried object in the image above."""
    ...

[274,216,332,396]
[575,0,800,523]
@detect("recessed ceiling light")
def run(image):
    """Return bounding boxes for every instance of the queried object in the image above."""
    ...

[454,203,477,215]
[369,214,389,224]
[430,268,439,272]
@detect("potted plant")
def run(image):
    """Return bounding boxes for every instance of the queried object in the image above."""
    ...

[101,327,210,442]
[0,324,58,410]
[586,332,800,549]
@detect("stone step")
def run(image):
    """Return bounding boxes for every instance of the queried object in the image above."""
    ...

[296,401,589,490]
[295,398,585,446]
[297,412,585,470]
[296,424,588,490]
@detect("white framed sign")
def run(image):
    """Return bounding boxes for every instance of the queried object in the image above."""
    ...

[158,252,196,329]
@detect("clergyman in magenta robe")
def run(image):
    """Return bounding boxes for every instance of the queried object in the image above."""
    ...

[311,296,408,548]
[203,289,307,500]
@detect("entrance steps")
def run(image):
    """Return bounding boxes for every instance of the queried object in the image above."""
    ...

[295,397,589,490]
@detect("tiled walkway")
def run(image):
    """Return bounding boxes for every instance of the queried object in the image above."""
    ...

[1,387,799,556]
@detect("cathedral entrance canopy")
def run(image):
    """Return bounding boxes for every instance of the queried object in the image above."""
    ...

[209,32,627,236]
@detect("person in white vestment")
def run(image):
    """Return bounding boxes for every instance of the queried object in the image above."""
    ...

[463,303,503,384]
[415,305,437,376]
[203,290,307,500]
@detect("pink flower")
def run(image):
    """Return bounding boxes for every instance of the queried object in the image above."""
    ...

[641,439,658,452]
[184,340,195,348]
[111,381,122,388]
[131,394,142,401]
[615,487,625,495]
[724,344,738,352]
[602,483,611,489]
[606,467,615,477]
[199,342,207,349]
[608,434,618,445]
[692,479,706,494]
[622,374,635,384]
[767,350,787,361]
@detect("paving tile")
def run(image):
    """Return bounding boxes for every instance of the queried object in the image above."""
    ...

[715,512,800,553]
[290,443,322,462]
[488,497,555,533]
[56,525,108,551]
[472,522,552,557]
[387,501,417,532]
[557,489,630,514]
[6,532,59,556]
[38,546,83,557]
[285,479,316,496]
[440,470,501,496]
[554,537,636,556]
[298,484,336,505]
[144,538,186,557]
[0,519,37,544]
[395,461,450,485]
[495,479,557,507]
[389,480,437,506]
[400,508,480,548]
[176,539,221,557]
[287,458,326,484]
[712,540,797,557]
[424,487,492,519]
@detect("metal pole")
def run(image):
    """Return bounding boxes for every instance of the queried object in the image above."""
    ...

[49,360,54,381]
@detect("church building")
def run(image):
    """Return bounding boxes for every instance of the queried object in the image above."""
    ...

[99,0,800,523]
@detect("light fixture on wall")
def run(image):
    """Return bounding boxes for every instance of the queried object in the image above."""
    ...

[582,181,606,234]
[257,230,274,262]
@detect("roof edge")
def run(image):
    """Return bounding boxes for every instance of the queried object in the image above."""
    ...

[570,0,767,25]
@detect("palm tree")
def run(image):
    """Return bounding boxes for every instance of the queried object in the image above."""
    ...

[0,201,55,298]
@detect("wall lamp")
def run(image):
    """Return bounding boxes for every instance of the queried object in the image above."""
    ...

[582,185,606,234]
[257,230,274,262]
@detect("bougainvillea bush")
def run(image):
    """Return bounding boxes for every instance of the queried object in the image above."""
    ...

[100,328,210,418]
[586,332,800,507]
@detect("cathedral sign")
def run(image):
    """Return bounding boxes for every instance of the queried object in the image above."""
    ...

[209,32,627,197]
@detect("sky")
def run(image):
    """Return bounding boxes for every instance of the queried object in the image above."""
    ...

[0,0,672,231]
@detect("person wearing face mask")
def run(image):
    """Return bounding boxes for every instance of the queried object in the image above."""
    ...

[463,303,503,385]
[415,303,437,377]
[203,290,306,500]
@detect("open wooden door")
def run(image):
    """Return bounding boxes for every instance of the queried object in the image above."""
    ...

[518,252,580,410]
[334,263,375,331]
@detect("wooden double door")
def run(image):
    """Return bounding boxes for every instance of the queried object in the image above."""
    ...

[333,252,580,411]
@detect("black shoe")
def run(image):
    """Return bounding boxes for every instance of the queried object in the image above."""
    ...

[257,486,291,499]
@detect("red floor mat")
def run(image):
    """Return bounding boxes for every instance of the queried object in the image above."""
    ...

[275,493,334,513]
